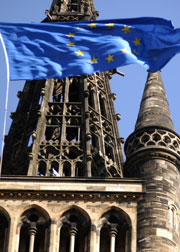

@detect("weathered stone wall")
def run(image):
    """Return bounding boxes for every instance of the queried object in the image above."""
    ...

[0,178,143,252]
[126,155,180,252]
[0,198,137,252]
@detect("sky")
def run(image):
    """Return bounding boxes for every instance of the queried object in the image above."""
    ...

[0,0,180,156]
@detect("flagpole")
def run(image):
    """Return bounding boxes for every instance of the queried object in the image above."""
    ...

[0,33,10,177]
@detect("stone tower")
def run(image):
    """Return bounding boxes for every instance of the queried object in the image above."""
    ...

[125,71,180,251]
[2,0,124,178]
[0,1,143,252]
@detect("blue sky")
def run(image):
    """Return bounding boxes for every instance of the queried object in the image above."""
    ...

[0,0,180,154]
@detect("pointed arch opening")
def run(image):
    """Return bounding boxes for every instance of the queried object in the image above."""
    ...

[99,93,107,118]
[37,160,47,176]
[88,87,95,109]
[68,78,82,103]
[99,207,131,252]
[18,207,50,252]
[59,206,90,252]
[90,125,100,151]
[63,162,71,177]
[75,162,84,177]
[50,161,60,177]
[0,208,10,252]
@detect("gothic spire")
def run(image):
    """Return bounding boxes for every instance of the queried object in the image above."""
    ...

[135,71,174,131]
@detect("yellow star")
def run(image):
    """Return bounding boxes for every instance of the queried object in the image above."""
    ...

[121,48,130,54]
[105,23,115,28]
[88,23,97,29]
[122,25,131,34]
[133,38,141,46]
[91,57,98,64]
[66,33,75,38]
[66,41,75,46]
[106,54,114,63]
[75,50,85,56]
[133,49,139,55]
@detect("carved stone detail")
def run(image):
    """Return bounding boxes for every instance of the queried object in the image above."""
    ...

[125,127,180,158]
[2,0,123,179]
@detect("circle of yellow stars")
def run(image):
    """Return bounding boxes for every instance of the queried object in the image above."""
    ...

[64,23,142,66]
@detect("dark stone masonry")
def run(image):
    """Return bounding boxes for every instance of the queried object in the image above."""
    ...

[0,1,179,252]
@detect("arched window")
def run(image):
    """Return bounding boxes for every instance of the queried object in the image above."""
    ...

[90,125,99,150]
[18,208,50,252]
[88,88,95,109]
[0,212,9,252]
[63,162,71,177]
[75,162,84,177]
[66,118,81,142]
[99,93,107,118]
[99,208,131,252]
[169,205,177,229]
[59,207,90,252]
[68,78,82,102]
[53,80,64,103]
[50,161,60,177]
[37,161,47,176]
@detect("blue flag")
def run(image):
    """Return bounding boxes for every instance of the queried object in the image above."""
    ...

[0,17,180,81]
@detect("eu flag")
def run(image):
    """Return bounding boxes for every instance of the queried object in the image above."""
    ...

[0,17,180,81]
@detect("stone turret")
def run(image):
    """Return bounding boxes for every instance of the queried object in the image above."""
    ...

[125,71,180,251]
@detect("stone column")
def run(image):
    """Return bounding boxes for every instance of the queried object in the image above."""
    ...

[89,224,97,252]
[8,219,21,252]
[29,223,37,252]
[69,224,78,252]
[110,224,118,252]
[49,220,59,252]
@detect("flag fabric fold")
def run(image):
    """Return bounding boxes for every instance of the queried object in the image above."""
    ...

[0,17,180,81]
